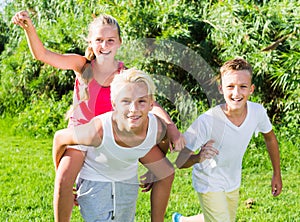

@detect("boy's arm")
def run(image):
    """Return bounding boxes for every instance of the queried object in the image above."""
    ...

[175,140,218,169]
[52,118,103,169]
[263,130,282,196]
[139,146,174,222]
[175,148,200,169]
[151,101,185,151]
[12,10,86,72]
[139,115,169,192]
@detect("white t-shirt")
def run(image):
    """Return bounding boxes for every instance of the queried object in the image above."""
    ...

[184,101,273,193]
[76,112,158,182]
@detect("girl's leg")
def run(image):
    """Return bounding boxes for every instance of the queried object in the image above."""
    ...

[53,148,85,222]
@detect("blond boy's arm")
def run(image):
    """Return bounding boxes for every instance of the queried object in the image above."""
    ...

[263,130,282,196]
[52,118,103,169]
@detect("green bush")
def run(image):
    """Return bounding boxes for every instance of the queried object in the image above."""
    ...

[0,0,299,137]
[202,0,300,129]
[13,92,71,138]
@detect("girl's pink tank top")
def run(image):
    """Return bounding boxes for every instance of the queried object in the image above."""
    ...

[69,61,125,127]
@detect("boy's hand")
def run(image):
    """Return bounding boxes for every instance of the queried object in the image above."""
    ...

[73,187,79,206]
[139,170,156,192]
[271,174,282,197]
[199,140,219,162]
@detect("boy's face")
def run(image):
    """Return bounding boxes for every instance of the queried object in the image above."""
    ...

[113,82,153,131]
[219,70,254,111]
[90,25,122,61]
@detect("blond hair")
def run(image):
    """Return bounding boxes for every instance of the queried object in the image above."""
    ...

[85,14,121,61]
[66,14,122,119]
[111,68,156,103]
[79,14,121,101]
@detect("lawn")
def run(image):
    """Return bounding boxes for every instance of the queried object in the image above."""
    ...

[0,118,299,221]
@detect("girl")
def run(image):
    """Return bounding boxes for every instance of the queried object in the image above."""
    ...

[13,10,184,222]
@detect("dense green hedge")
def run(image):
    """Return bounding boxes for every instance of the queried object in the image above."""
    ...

[0,0,299,137]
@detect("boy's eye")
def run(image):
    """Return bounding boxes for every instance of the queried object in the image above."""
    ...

[121,100,130,105]
[139,100,146,104]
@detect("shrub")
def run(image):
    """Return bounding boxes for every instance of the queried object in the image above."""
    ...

[0,0,299,137]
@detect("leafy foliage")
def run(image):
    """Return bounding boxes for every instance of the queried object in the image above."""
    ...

[0,0,299,137]
[13,92,72,137]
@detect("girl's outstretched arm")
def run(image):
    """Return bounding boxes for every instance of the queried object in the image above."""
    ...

[12,10,86,73]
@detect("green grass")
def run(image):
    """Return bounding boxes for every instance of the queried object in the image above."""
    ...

[0,118,299,221]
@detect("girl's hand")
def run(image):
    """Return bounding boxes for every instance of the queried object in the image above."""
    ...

[170,133,186,152]
[167,124,186,152]
[12,10,33,29]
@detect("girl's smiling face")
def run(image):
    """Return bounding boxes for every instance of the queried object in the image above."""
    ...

[219,70,254,112]
[90,25,122,60]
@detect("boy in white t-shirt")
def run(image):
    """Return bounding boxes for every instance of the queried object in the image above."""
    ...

[173,58,282,222]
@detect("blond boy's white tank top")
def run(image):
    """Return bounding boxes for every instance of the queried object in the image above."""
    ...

[78,112,158,182]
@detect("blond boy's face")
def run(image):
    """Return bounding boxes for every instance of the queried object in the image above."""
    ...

[113,82,153,131]
[219,70,254,111]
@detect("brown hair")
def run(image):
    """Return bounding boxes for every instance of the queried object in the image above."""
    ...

[220,58,253,78]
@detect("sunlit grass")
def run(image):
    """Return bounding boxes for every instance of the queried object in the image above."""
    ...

[0,118,299,221]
